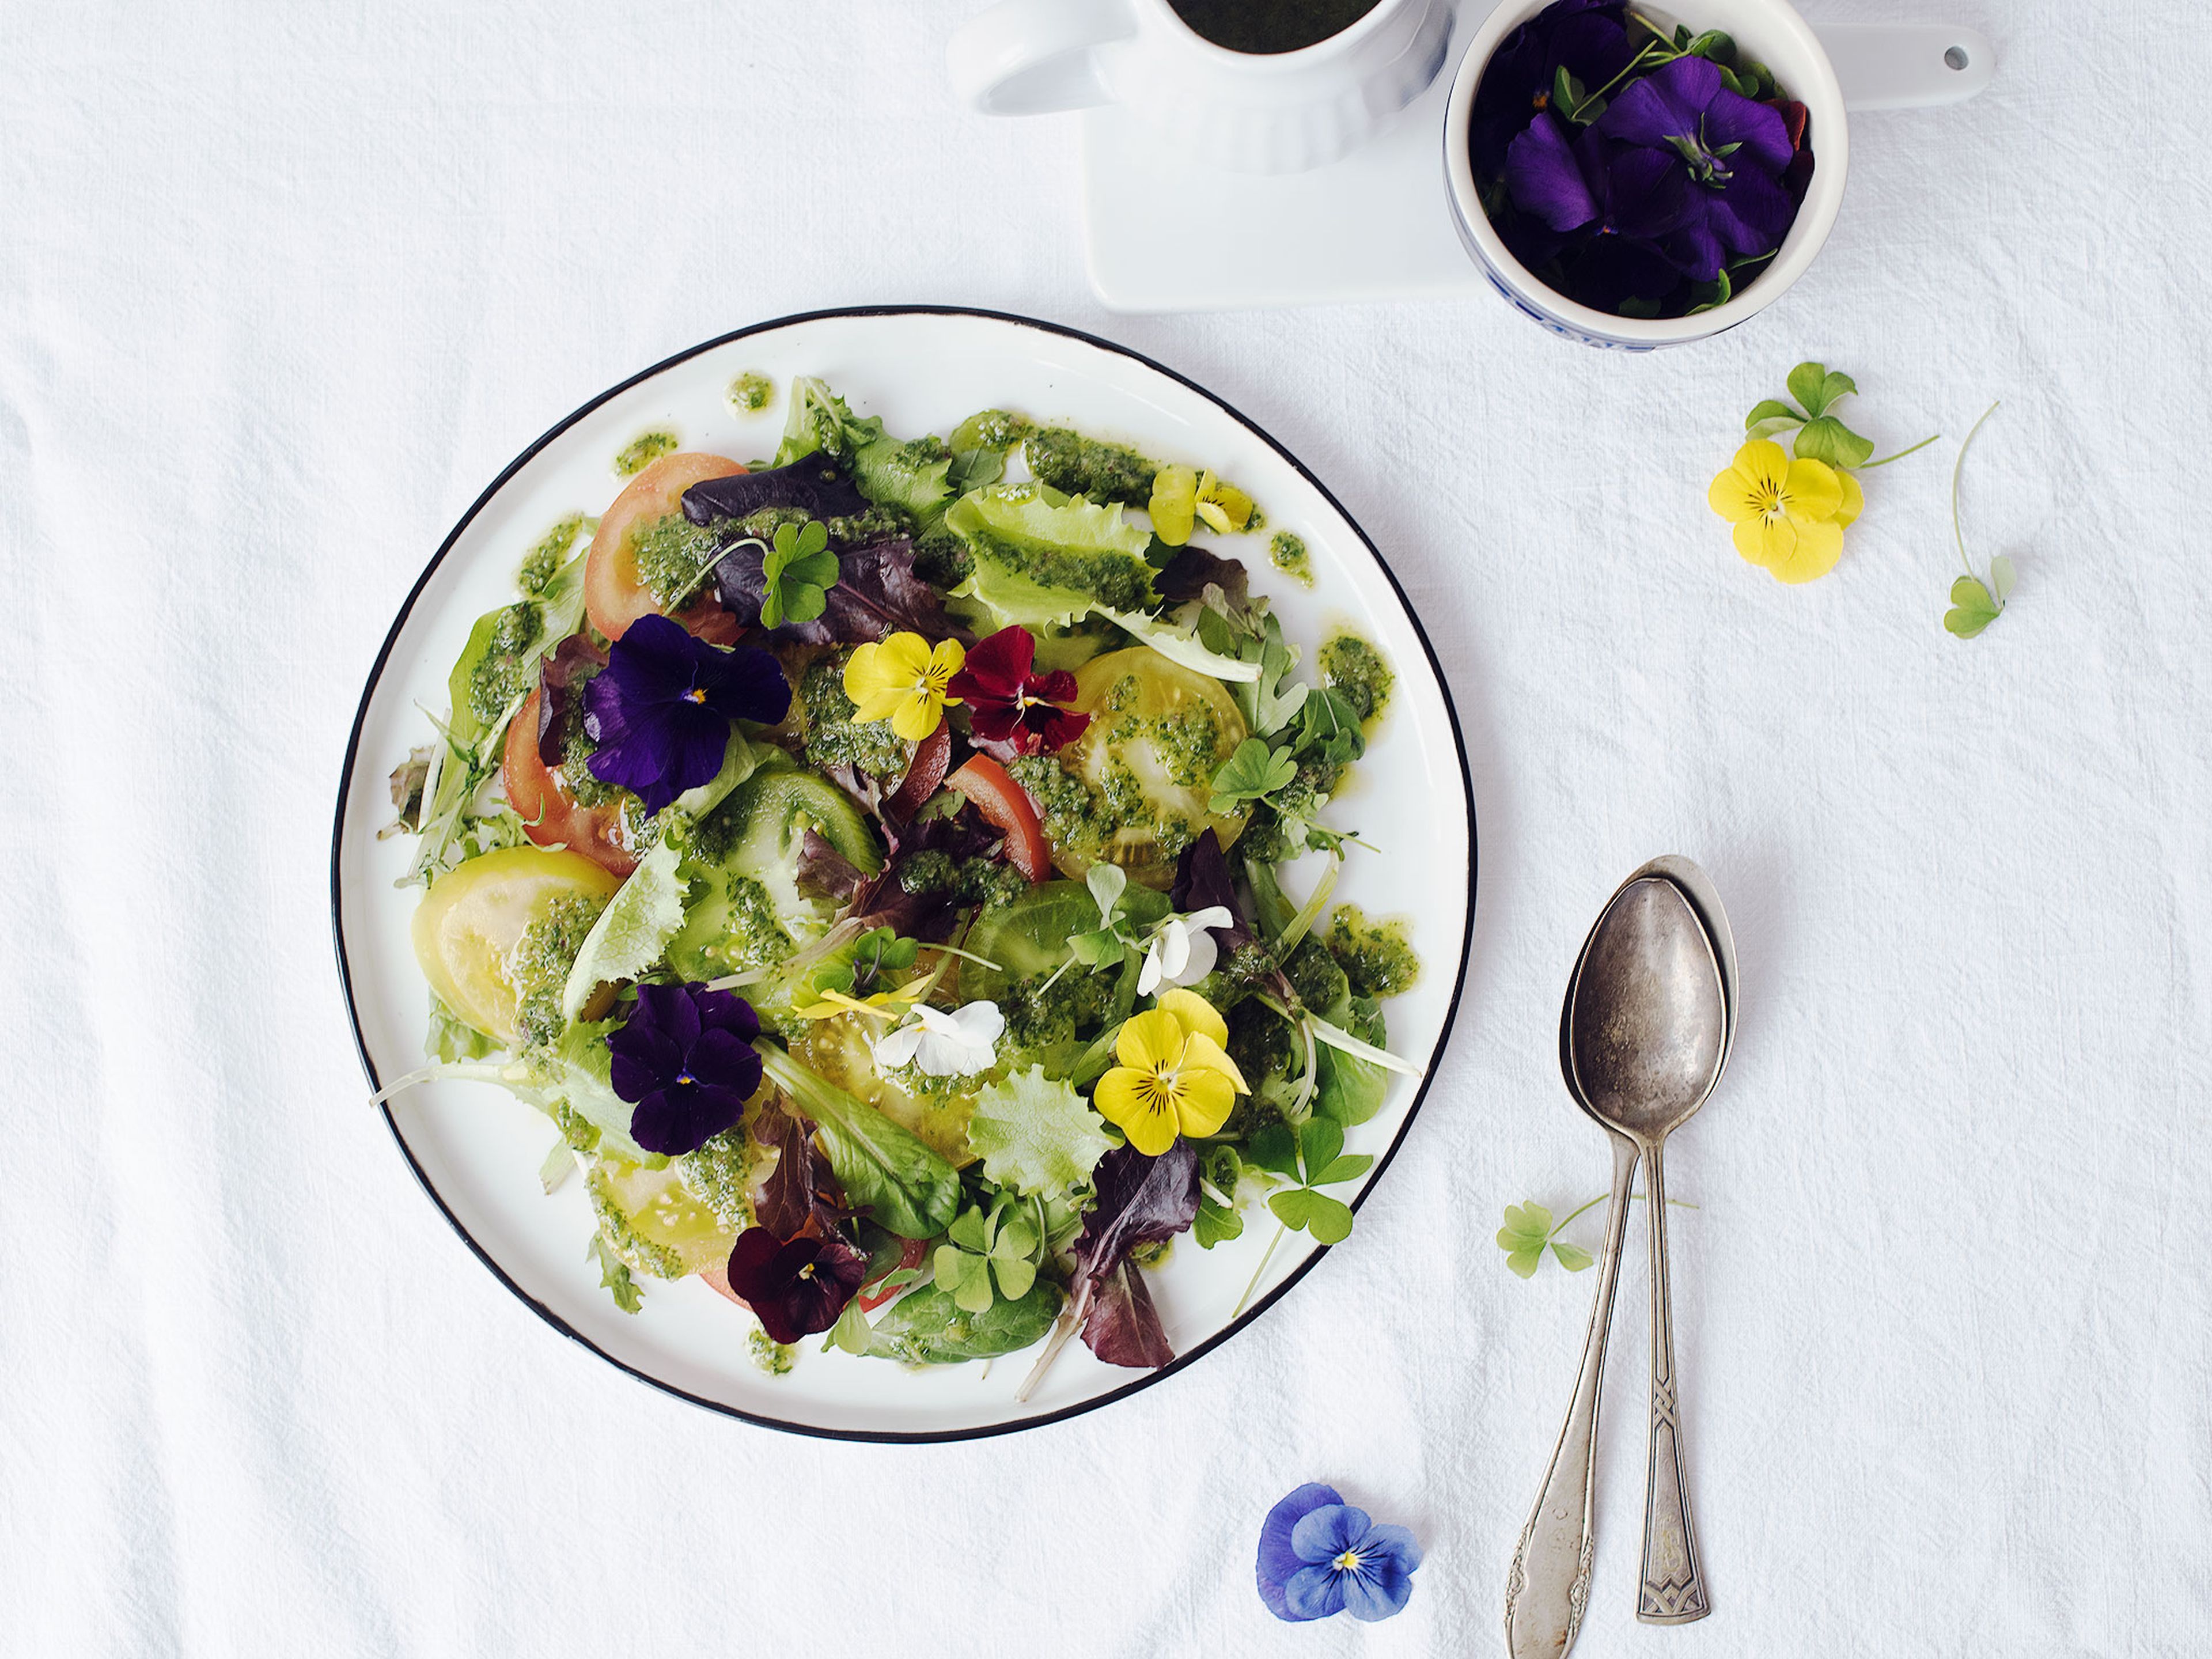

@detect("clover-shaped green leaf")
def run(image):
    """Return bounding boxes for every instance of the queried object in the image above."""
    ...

[1496,1201,1554,1278]
[760,518,838,628]
[933,1198,1044,1314]
[1268,1187,1354,1245]
[1944,577,2003,638]
[1794,414,1875,470]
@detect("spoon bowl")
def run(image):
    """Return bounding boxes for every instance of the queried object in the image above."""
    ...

[1569,877,1728,1142]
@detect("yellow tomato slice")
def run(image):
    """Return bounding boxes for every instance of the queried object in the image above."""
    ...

[1055,647,1248,887]
[410,846,622,1044]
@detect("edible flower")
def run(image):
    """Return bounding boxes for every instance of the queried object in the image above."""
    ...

[584,613,791,815]
[605,982,763,1157]
[724,1225,869,1343]
[843,631,965,741]
[1256,1483,1423,1623]
[1136,906,1237,997]
[1093,988,1246,1157]
[1706,438,1850,584]
[1594,55,1794,276]
[1148,465,1255,547]
[872,999,1005,1077]
[1469,0,1635,173]
[943,626,1092,756]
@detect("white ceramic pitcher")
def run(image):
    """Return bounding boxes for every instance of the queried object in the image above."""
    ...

[948,0,1454,174]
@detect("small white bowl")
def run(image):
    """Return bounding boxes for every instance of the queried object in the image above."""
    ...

[1441,0,1849,349]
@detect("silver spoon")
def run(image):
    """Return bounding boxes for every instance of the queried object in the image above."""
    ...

[1502,860,1735,1657]
[1567,864,1733,1627]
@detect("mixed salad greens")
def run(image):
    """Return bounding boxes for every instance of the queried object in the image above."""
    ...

[380,376,1421,1388]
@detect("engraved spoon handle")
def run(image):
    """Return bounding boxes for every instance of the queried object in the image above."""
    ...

[1504,1132,1639,1659]
[1637,1142,1710,1623]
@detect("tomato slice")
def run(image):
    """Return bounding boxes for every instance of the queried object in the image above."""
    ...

[410,845,623,1044]
[585,451,749,643]
[503,689,638,878]
[884,722,950,821]
[946,754,1048,884]
[859,1237,929,1312]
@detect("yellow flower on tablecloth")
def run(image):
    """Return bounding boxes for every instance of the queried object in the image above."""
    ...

[1092,988,1248,1157]
[843,632,965,740]
[1707,439,1847,585]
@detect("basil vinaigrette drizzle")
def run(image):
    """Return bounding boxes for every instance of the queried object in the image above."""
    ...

[613,429,680,477]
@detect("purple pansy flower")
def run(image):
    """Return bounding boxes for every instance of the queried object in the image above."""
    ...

[584,613,790,815]
[1256,1483,1423,1624]
[1596,55,1796,274]
[724,1225,869,1343]
[606,982,763,1156]
[1470,0,1635,173]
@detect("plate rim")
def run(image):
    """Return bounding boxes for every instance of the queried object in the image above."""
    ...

[328,304,1479,1443]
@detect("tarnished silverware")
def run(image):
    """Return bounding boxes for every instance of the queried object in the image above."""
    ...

[1501,892,1645,1659]
[1565,861,1735,1627]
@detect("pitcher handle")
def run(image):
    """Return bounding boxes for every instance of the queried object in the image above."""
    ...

[947,0,1134,116]
[1812,24,1993,112]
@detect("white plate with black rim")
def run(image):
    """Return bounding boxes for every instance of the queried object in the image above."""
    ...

[331,306,1475,1441]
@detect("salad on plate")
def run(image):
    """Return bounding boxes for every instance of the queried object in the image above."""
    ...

[380,377,1421,1389]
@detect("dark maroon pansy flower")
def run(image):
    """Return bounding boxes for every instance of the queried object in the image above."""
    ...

[725,1226,869,1343]
[584,613,791,815]
[606,982,763,1156]
[943,626,1091,756]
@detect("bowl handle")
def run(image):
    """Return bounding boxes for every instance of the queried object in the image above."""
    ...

[947,0,1136,116]
[1812,23,1993,111]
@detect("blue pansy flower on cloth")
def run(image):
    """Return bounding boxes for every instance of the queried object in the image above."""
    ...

[606,982,763,1156]
[1256,1483,1424,1623]
[584,612,790,814]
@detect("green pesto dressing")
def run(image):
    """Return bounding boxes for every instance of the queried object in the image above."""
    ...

[627,512,724,607]
[729,372,774,413]
[1025,427,1157,507]
[1318,631,1395,724]
[1325,903,1421,999]
[748,1328,797,1376]
[1269,530,1315,589]
[518,513,590,595]
[614,430,680,478]
[465,600,543,728]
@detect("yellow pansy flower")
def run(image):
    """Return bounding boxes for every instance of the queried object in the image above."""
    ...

[789,978,930,1022]
[1093,987,1248,1157]
[1707,439,1847,585]
[1148,465,1255,547]
[843,632,965,741]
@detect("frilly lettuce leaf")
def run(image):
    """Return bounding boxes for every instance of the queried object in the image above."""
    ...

[967,1066,1118,1199]
[560,841,687,1021]
[946,484,1155,632]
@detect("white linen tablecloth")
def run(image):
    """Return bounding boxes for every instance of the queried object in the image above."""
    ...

[4,1,2207,1653]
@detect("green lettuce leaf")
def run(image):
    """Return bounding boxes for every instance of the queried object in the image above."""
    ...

[968,1066,1118,1199]
[560,841,687,1021]
[758,1046,961,1240]
[946,484,1156,631]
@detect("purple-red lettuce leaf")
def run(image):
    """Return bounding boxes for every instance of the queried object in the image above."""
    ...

[751,1099,826,1239]
[1156,543,1250,608]
[796,827,870,904]
[535,632,608,766]
[681,454,870,528]
[712,536,958,647]
[1069,1139,1200,1369]
[1082,1258,1179,1369]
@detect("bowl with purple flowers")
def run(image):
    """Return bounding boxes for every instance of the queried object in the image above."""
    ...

[1443,0,1846,348]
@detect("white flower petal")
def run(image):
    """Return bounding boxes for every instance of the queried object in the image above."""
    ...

[872,1025,924,1069]
[1138,938,1166,997]
[1175,926,1221,987]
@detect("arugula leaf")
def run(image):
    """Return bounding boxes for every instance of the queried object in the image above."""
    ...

[759,520,838,628]
[1209,738,1298,815]
[967,1066,1118,1199]
[585,1234,643,1313]
[560,840,687,1021]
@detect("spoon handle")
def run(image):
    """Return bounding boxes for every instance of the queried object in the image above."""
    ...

[1637,1143,1710,1623]
[1503,1133,1639,1659]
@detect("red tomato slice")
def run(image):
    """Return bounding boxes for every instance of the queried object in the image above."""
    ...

[502,689,638,878]
[946,754,1048,884]
[697,1263,749,1310]
[585,451,749,643]
[858,1237,929,1313]
[884,722,951,821]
